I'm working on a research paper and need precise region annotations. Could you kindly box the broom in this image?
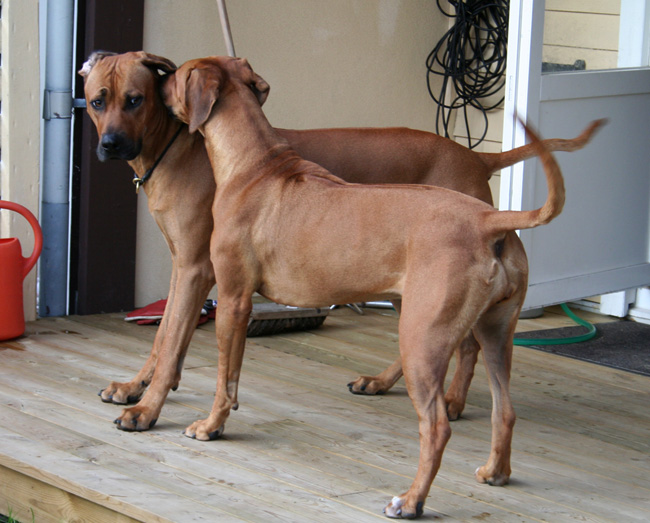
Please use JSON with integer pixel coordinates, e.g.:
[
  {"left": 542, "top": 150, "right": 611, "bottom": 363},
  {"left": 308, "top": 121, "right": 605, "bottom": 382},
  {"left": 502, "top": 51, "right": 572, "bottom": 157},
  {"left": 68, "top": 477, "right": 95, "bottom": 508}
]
[{"left": 247, "top": 302, "right": 329, "bottom": 337}]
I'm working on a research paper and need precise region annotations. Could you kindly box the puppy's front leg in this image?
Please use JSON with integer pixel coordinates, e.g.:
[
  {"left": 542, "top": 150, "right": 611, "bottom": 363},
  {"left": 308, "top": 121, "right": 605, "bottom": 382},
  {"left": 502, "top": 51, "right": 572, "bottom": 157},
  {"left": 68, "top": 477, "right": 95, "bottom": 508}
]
[{"left": 184, "top": 295, "right": 252, "bottom": 441}]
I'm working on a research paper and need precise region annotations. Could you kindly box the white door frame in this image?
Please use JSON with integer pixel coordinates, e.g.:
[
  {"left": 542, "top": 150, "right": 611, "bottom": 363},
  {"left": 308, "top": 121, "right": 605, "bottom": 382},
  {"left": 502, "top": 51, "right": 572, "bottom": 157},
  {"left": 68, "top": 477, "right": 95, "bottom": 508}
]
[{"left": 501, "top": 0, "right": 650, "bottom": 313}]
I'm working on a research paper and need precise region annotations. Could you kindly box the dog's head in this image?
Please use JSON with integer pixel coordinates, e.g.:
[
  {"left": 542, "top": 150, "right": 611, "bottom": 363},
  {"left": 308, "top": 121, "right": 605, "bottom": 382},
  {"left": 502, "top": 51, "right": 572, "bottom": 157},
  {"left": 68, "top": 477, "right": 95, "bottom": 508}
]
[
  {"left": 162, "top": 56, "right": 270, "bottom": 134},
  {"left": 79, "top": 50, "right": 177, "bottom": 162}
]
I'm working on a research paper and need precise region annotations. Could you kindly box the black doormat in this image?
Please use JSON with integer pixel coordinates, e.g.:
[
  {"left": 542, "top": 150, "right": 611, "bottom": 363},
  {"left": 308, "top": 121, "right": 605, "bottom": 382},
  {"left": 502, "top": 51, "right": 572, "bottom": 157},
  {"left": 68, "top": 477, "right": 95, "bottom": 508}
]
[{"left": 514, "top": 320, "right": 650, "bottom": 376}]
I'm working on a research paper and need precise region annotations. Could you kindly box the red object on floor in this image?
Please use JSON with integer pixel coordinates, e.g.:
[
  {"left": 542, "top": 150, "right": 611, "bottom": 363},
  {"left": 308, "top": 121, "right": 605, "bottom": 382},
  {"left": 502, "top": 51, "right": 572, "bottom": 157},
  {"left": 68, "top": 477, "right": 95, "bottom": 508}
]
[
  {"left": 125, "top": 299, "right": 215, "bottom": 326},
  {"left": 0, "top": 200, "right": 43, "bottom": 341}
]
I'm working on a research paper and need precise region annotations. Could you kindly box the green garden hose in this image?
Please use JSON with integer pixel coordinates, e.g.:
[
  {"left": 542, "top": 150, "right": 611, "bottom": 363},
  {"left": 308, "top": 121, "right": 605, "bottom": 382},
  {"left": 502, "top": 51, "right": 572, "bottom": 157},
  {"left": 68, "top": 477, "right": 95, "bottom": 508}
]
[{"left": 513, "top": 303, "right": 597, "bottom": 346}]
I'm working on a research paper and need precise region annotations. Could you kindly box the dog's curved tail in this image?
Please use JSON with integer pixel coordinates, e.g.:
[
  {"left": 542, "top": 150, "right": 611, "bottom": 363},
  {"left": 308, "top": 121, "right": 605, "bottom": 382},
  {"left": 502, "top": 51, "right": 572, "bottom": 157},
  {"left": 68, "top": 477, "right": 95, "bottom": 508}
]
[
  {"left": 478, "top": 119, "right": 606, "bottom": 177},
  {"left": 484, "top": 119, "right": 568, "bottom": 234}
]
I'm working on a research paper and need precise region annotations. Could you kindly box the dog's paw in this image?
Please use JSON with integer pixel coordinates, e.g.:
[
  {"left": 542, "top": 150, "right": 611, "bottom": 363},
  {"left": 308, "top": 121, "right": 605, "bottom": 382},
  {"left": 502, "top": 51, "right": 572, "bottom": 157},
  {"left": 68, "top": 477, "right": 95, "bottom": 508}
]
[
  {"left": 99, "top": 380, "right": 146, "bottom": 405},
  {"left": 183, "top": 420, "right": 225, "bottom": 441},
  {"left": 384, "top": 496, "right": 424, "bottom": 519},
  {"left": 114, "top": 406, "right": 158, "bottom": 432},
  {"left": 347, "top": 376, "right": 388, "bottom": 395},
  {"left": 444, "top": 397, "right": 465, "bottom": 421},
  {"left": 475, "top": 465, "right": 510, "bottom": 486}
]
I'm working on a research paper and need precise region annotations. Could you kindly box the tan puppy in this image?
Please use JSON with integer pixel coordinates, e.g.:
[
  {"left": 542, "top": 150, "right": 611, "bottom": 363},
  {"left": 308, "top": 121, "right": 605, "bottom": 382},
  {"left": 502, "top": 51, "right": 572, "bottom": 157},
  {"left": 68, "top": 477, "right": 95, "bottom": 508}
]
[
  {"left": 80, "top": 51, "right": 601, "bottom": 436},
  {"left": 162, "top": 55, "right": 572, "bottom": 519}
]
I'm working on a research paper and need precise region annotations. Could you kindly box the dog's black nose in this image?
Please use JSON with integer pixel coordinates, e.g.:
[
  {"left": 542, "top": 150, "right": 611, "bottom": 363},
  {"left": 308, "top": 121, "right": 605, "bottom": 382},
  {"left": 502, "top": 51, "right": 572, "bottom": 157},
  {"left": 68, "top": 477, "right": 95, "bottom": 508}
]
[
  {"left": 100, "top": 133, "right": 120, "bottom": 151},
  {"left": 97, "top": 132, "right": 140, "bottom": 161}
]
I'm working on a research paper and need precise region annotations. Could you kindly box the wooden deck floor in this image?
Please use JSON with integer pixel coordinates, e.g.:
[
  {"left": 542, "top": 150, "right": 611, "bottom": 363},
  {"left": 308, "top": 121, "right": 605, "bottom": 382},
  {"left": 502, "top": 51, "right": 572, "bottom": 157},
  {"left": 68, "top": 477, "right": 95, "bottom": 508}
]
[{"left": 1, "top": 305, "right": 649, "bottom": 522}]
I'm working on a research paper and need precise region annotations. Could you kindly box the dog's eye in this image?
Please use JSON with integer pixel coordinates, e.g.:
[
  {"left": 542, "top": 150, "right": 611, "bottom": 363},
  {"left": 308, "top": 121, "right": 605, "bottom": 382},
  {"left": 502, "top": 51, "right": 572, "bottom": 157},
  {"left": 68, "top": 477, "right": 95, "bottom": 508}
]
[
  {"left": 90, "top": 99, "right": 104, "bottom": 110},
  {"left": 127, "top": 95, "right": 143, "bottom": 109}
]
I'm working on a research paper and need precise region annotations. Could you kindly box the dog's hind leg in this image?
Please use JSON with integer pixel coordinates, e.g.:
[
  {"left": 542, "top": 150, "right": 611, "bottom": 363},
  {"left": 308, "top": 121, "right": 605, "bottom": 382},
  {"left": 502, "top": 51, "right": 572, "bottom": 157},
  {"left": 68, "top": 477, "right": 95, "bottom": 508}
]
[
  {"left": 472, "top": 300, "right": 521, "bottom": 486},
  {"left": 444, "top": 331, "right": 480, "bottom": 421},
  {"left": 384, "top": 296, "right": 474, "bottom": 518},
  {"left": 348, "top": 299, "right": 404, "bottom": 395},
  {"left": 348, "top": 298, "right": 480, "bottom": 422}
]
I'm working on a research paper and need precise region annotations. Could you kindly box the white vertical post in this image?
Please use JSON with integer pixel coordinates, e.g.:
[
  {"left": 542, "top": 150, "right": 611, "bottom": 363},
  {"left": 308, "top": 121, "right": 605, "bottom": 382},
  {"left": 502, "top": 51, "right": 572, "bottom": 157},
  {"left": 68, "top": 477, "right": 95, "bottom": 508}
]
[
  {"left": 500, "top": 0, "right": 546, "bottom": 213},
  {"left": 618, "top": 0, "right": 650, "bottom": 68}
]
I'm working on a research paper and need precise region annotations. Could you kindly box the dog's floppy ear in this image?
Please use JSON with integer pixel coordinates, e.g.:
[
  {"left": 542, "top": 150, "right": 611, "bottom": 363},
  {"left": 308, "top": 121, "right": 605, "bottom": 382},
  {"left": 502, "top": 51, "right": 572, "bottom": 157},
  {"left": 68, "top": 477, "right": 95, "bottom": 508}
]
[
  {"left": 139, "top": 51, "right": 177, "bottom": 76},
  {"left": 79, "top": 50, "right": 117, "bottom": 77},
  {"left": 186, "top": 67, "right": 221, "bottom": 134},
  {"left": 236, "top": 58, "right": 270, "bottom": 106}
]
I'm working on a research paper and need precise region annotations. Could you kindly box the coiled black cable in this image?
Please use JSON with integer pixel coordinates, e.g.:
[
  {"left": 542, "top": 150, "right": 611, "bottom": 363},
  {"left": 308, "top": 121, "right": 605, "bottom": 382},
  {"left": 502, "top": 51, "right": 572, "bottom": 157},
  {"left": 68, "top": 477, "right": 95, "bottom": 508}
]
[{"left": 426, "top": 0, "right": 509, "bottom": 149}]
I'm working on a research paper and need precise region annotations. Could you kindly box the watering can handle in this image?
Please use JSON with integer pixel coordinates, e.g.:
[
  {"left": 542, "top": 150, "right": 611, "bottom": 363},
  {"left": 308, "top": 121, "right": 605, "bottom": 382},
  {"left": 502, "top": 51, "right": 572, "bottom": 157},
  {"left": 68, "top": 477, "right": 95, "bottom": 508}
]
[{"left": 0, "top": 200, "right": 44, "bottom": 278}]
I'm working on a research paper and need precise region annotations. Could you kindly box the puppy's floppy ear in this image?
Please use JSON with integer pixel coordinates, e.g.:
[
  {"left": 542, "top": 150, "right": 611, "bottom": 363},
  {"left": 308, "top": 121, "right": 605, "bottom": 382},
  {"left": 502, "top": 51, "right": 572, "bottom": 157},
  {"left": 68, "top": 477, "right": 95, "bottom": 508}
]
[
  {"left": 138, "top": 51, "right": 177, "bottom": 76},
  {"left": 186, "top": 67, "right": 221, "bottom": 134},
  {"left": 79, "top": 50, "right": 116, "bottom": 77},
  {"left": 237, "top": 58, "right": 270, "bottom": 106}
]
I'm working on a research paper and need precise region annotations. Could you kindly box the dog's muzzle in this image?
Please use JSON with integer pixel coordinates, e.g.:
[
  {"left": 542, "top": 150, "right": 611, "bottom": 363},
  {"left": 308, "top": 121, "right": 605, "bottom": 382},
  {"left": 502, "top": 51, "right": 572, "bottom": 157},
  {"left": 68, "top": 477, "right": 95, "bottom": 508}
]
[{"left": 98, "top": 132, "right": 141, "bottom": 162}]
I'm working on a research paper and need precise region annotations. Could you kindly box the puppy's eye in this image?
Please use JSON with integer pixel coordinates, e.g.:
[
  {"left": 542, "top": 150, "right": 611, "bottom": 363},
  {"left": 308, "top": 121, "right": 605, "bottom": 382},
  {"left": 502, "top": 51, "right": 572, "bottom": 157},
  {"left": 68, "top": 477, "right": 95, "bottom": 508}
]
[
  {"left": 90, "top": 99, "right": 104, "bottom": 110},
  {"left": 127, "top": 95, "right": 143, "bottom": 109}
]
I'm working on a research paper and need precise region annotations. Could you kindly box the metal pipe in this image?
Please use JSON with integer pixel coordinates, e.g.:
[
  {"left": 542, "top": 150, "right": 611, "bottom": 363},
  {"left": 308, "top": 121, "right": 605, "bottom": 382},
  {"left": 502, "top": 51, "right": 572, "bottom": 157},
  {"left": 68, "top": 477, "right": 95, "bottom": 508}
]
[
  {"left": 217, "top": 0, "right": 236, "bottom": 57},
  {"left": 40, "top": 0, "right": 75, "bottom": 316}
]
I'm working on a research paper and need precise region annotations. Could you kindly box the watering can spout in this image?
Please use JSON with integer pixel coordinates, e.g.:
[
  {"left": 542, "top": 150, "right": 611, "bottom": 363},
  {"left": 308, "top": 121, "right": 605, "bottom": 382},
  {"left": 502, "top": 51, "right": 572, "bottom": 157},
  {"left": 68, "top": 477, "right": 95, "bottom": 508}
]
[{"left": 0, "top": 200, "right": 43, "bottom": 341}]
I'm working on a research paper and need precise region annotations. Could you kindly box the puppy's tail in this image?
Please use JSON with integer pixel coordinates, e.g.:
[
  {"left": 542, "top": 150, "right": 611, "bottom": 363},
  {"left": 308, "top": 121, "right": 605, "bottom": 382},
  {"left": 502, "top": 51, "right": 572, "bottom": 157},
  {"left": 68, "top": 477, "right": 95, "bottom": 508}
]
[
  {"left": 484, "top": 119, "right": 566, "bottom": 234},
  {"left": 478, "top": 118, "right": 606, "bottom": 177}
]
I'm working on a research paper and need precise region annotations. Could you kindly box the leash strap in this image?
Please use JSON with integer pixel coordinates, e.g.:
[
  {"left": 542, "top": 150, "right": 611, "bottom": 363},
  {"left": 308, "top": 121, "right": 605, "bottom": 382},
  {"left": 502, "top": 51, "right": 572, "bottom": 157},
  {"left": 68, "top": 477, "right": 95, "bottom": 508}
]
[{"left": 133, "top": 124, "right": 184, "bottom": 193}]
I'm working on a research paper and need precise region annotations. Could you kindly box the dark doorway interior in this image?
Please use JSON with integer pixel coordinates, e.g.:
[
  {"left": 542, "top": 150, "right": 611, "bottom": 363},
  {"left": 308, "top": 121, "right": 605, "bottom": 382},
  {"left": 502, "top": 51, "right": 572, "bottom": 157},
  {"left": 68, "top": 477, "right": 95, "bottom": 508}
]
[{"left": 71, "top": 0, "right": 144, "bottom": 314}]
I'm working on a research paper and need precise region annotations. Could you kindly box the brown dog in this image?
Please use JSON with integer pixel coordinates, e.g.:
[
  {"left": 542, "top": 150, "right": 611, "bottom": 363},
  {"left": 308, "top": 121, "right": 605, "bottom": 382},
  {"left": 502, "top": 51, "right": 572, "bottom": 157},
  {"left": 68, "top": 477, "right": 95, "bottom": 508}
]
[
  {"left": 162, "top": 55, "right": 573, "bottom": 518},
  {"left": 80, "top": 51, "right": 601, "bottom": 436}
]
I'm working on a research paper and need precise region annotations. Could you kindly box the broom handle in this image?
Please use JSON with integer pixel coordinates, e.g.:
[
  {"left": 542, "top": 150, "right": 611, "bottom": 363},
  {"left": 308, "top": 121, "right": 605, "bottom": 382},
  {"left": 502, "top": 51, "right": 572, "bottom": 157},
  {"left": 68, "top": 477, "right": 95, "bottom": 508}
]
[{"left": 217, "top": 0, "right": 236, "bottom": 57}]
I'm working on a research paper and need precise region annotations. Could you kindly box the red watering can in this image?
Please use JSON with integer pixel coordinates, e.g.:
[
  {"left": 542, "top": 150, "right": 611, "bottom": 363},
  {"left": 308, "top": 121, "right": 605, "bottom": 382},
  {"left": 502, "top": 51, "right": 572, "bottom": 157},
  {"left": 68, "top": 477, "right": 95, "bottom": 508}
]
[{"left": 0, "top": 200, "right": 43, "bottom": 341}]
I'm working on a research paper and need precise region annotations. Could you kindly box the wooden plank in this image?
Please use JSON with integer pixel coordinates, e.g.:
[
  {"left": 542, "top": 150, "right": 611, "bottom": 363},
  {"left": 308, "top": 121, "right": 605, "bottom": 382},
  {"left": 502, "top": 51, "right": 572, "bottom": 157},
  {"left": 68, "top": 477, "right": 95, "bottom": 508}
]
[
  {"left": 0, "top": 465, "right": 141, "bottom": 523},
  {"left": 544, "top": 11, "right": 620, "bottom": 51},
  {"left": 0, "top": 359, "right": 405, "bottom": 519},
  {"left": 546, "top": 0, "right": 620, "bottom": 16},
  {"left": 6, "top": 324, "right": 648, "bottom": 520},
  {"left": 0, "top": 366, "right": 556, "bottom": 520},
  {"left": 0, "top": 428, "right": 179, "bottom": 523},
  {"left": 2, "top": 309, "right": 650, "bottom": 521},
  {"left": 0, "top": 393, "right": 388, "bottom": 521},
  {"left": 453, "top": 107, "right": 505, "bottom": 143},
  {"left": 543, "top": 45, "right": 619, "bottom": 70}
]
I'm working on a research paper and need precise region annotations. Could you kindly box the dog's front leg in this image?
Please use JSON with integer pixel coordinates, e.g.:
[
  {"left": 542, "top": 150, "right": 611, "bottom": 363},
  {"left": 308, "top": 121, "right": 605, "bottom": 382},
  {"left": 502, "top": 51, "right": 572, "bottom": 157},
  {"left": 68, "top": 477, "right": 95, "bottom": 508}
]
[
  {"left": 99, "top": 261, "right": 185, "bottom": 406},
  {"left": 99, "top": 326, "right": 164, "bottom": 405},
  {"left": 183, "top": 295, "right": 251, "bottom": 441},
  {"left": 114, "top": 261, "right": 214, "bottom": 431}
]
